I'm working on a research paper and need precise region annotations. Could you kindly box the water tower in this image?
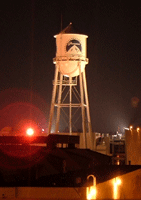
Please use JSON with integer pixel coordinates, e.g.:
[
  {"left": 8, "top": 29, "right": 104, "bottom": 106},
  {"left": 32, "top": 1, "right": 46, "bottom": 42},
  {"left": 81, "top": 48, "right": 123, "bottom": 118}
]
[{"left": 48, "top": 23, "right": 93, "bottom": 149}]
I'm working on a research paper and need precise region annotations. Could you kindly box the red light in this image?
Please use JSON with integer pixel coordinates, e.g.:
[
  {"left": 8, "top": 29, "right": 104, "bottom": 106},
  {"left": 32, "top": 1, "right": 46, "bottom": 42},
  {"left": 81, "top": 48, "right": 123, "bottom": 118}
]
[{"left": 26, "top": 128, "right": 34, "bottom": 136}]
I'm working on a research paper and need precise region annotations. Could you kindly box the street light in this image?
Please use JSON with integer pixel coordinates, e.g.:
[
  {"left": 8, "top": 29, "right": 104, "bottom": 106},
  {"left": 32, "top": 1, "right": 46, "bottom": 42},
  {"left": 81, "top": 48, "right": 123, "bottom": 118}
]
[{"left": 87, "top": 175, "right": 96, "bottom": 200}]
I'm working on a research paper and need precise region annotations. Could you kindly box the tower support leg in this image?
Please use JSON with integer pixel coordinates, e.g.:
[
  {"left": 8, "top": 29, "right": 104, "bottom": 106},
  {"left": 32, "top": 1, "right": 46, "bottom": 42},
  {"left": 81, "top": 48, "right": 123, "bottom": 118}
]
[
  {"left": 48, "top": 63, "right": 93, "bottom": 150},
  {"left": 79, "top": 63, "right": 87, "bottom": 148},
  {"left": 55, "top": 73, "right": 63, "bottom": 133},
  {"left": 48, "top": 65, "right": 59, "bottom": 134},
  {"left": 83, "top": 69, "right": 94, "bottom": 150}
]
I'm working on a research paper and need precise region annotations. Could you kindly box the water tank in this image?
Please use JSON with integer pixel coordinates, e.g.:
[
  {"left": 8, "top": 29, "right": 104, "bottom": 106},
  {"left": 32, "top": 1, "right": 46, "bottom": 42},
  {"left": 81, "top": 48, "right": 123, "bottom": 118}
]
[{"left": 53, "top": 23, "right": 88, "bottom": 77}]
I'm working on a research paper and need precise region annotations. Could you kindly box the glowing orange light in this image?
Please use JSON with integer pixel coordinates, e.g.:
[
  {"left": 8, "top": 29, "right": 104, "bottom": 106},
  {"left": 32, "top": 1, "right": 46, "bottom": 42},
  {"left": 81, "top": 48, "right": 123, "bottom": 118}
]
[
  {"left": 113, "top": 177, "right": 121, "bottom": 199},
  {"left": 87, "top": 187, "right": 96, "bottom": 200},
  {"left": 26, "top": 128, "right": 34, "bottom": 136},
  {"left": 137, "top": 127, "right": 140, "bottom": 132},
  {"left": 129, "top": 125, "right": 133, "bottom": 131},
  {"left": 116, "top": 178, "right": 121, "bottom": 185}
]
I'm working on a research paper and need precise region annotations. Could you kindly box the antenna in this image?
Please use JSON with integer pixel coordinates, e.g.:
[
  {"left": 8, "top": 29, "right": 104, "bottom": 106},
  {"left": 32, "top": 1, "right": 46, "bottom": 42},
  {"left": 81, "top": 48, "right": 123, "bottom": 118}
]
[{"left": 61, "top": 13, "right": 63, "bottom": 31}]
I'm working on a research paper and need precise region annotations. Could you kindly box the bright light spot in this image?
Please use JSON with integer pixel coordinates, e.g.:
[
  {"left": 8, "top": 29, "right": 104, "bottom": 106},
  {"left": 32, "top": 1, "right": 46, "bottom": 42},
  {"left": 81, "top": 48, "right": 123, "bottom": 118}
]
[
  {"left": 117, "top": 160, "right": 120, "bottom": 165},
  {"left": 137, "top": 127, "right": 140, "bottom": 132},
  {"left": 26, "top": 128, "right": 34, "bottom": 136},
  {"left": 87, "top": 187, "right": 96, "bottom": 200},
  {"left": 42, "top": 129, "right": 44, "bottom": 132},
  {"left": 116, "top": 178, "right": 121, "bottom": 185},
  {"left": 113, "top": 177, "right": 121, "bottom": 199},
  {"left": 129, "top": 125, "right": 133, "bottom": 131}
]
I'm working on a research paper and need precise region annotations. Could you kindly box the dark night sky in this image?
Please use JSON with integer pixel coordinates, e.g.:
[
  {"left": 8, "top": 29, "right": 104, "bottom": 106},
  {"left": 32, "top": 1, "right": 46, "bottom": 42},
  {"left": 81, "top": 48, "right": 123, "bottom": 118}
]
[{"left": 0, "top": 0, "right": 141, "bottom": 133}]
